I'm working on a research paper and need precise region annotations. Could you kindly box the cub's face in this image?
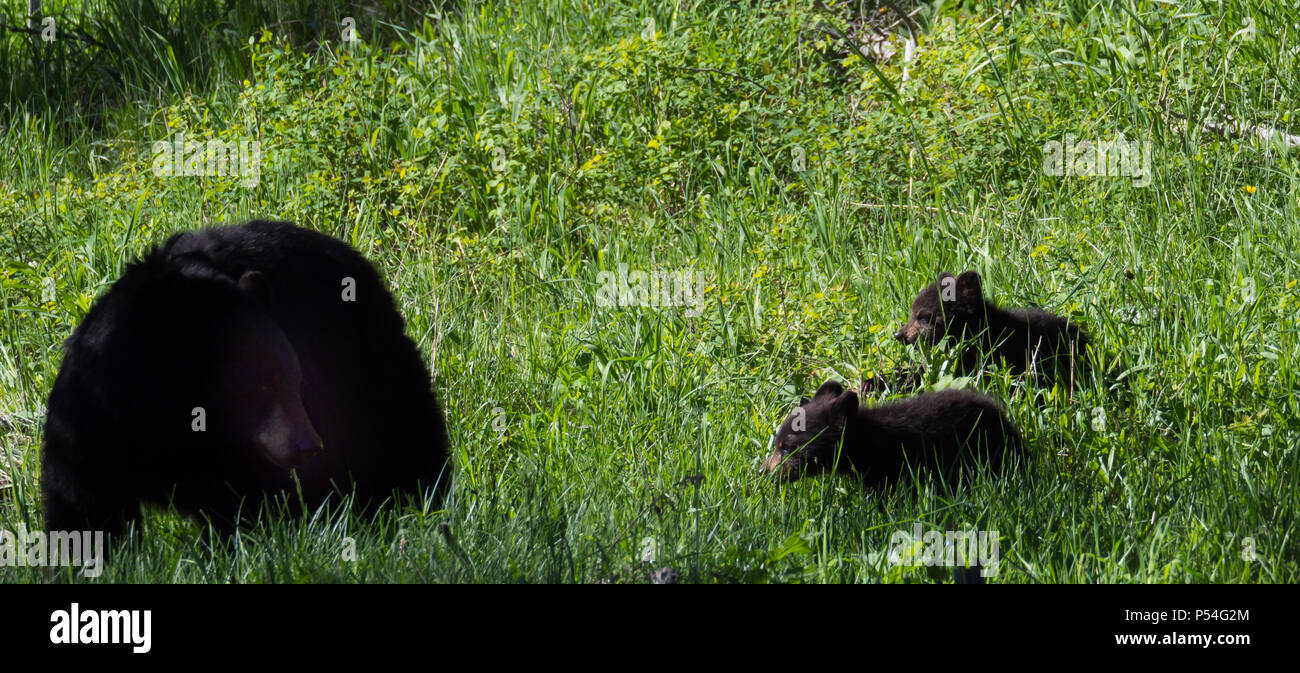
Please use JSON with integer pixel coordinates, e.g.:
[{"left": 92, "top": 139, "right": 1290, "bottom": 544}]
[
  {"left": 895, "top": 270, "right": 984, "bottom": 346},
  {"left": 763, "top": 381, "right": 858, "bottom": 480}
]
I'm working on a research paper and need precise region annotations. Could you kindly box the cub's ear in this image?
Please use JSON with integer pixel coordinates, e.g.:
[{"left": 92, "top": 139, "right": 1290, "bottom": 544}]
[
  {"left": 933, "top": 272, "right": 958, "bottom": 304},
  {"left": 956, "top": 270, "right": 982, "bottom": 302},
  {"left": 238, "top": 270, "right": 272, "bottom": 307},
  {"left": 830, "top": 390, "right": 859, "bottom": 417},
  {"left": 814, "top": 380, "right": 845, "bottom": 400}
]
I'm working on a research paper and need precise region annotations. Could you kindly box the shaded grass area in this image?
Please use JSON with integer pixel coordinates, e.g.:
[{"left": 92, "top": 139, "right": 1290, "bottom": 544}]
[{"left": 1, "top": 0, "right": 1297, "bottom": 582}]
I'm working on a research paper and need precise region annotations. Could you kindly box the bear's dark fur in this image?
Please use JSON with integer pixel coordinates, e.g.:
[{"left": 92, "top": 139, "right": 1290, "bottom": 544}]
[
  {"left": 41, "top": 220, "right": 451, "bottom": 537},
  {"left": 763, "top": 381, "right": 1021, "bottom": 486},
  {"left": 893, "top": 270, "right": 1089, "bottom": 388}
]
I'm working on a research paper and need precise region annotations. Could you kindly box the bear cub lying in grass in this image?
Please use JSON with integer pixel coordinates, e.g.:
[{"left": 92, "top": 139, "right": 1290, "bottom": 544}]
[
  {"left": 763, "top": 380, "right": 1022, "bottom": 487},
  {"left": 885, "top": 270, "right": 1089, "bottom": 389},
  {"left": 41, "top": 220, "right": 451, "bottom": 538}
]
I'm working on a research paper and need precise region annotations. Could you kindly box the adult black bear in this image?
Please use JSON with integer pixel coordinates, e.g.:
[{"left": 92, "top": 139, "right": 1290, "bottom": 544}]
[
  {"left": 889, "top": 270, "right": 1089, "bottom": 389},
  {"left": 41, "top": 221, "right": 451, "bottom": 538},
  {"left": 763, "top": 381, "right": 1021, "bottom": 487}
]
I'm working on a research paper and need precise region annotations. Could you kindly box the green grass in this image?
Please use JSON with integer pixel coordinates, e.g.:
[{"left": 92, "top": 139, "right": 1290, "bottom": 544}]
[{"left": 1, "top": 0, "right": 1297, "bottom": 582}]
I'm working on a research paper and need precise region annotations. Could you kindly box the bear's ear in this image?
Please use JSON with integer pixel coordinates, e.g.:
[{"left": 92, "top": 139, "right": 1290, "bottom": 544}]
[
  {"left": 814, "top": 380, "right": 844, "bottom": 400},
  {"left": 830, "top": 390, "right": 859, "bottom": 417},
  {"left": 238, "top": 270, "right": 272, "bottom": 308},
  {"left": 934, "top": 272, "right": 957, "bottom": 302},
  {"left": 956, "top": 270, "right": 982, "bottom": 303}
]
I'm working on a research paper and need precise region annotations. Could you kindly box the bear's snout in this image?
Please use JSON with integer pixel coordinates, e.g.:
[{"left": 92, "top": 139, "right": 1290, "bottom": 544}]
[
  {"left": 278, "top": 412, "right": 324, "bottom": 468},
  {"left": 259, "top": 400, "right": 324, "bottom": 469},
  {"left": 761, "top": 450, "right": 798, "bottom": 479},
  {"left": 290, "top": 424, "right": 325, "bottom": 461}
]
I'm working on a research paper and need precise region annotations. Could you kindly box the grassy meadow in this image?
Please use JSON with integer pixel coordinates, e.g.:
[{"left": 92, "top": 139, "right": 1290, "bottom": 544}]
[{"left": 1, "top": 0, "right": 1298, "bottom": 582}]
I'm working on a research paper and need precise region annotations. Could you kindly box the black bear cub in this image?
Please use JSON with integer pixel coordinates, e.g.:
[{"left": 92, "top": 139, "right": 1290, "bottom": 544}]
[
  {"left": 893, "top": 270, "right": 1089, "bottom": 388},
  {"left": 763, "top": 380, "right": 1021, "bottom": 487},
  {"left": 41, "top": 220, "right": 451, "bottom": 538}
]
